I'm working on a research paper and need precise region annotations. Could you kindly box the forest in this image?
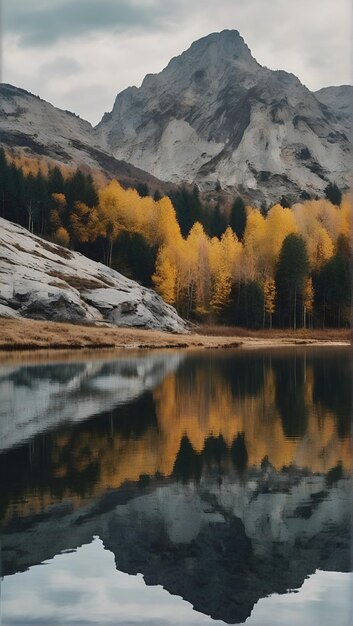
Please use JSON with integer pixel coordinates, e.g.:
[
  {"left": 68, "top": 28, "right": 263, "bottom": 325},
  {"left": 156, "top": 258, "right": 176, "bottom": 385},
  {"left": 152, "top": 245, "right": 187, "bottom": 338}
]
[{"left": 0, "top": 148, "right": 351, "bottom": 329}]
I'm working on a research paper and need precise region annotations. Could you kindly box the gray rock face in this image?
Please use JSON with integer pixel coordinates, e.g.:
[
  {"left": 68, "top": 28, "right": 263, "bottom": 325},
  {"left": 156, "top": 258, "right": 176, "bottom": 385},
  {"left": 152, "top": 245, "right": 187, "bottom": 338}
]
[
  {"left": 315, "top": 85, "right": 353, "bottom": 136},
  {"left": 0, "top": 217, "right": 187, "bottom": 331},
  {"left": 97, "top": 30, "right": 352, "bottom": 204},
  {"left": 0, "top": 84, "right": 171, "bottom": 192}
]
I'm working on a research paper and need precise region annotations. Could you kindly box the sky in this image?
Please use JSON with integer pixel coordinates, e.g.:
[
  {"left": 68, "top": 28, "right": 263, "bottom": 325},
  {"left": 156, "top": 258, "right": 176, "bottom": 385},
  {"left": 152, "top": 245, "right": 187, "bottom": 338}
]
[
  {"left": 2, "top": 537, "right": 353, "bottom": 625},
  {"left": 1, "top": 0, "right": 352, "bottom": 125}
]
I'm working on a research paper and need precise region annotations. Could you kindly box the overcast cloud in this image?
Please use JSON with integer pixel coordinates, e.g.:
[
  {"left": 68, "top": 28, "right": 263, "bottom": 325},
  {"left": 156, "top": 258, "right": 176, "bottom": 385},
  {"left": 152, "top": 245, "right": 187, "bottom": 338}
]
[{"left": 2, "top": 0, "right": 352, "bottom": 125}]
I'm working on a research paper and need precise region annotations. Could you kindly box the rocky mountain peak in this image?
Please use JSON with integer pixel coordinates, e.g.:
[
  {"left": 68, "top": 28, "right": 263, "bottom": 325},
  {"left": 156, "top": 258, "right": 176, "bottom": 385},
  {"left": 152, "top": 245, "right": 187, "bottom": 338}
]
[
  {"left": 135, "top": 29, "right": 260, "bottom": 98},
  {"left": 170, "top": 28, "right": 257, "bottom": 69},
  {"left": 97, "top": 30, "right": 352, "bottom": 204}
]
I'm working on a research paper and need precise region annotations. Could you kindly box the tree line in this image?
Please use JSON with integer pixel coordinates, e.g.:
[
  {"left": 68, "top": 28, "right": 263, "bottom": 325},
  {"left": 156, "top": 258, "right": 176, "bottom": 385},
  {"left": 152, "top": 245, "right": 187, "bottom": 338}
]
[{"left": 0, "top": 149, "right": 351, "bottom": 328}]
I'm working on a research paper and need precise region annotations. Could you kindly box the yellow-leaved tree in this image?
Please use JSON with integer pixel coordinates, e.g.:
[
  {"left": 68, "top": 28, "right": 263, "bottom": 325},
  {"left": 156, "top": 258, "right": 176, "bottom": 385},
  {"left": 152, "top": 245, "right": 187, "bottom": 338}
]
[
  {"left": 263, "top": 277, "right": 276, "bottom": 328},
  {"left": 183, "top": 223, "right": 211, "bottom": 318},
  {"left": 96, "top": 180, "right": 125, "bottom": 267},
  {"left": 263, "top": 204, "right": 297, "bottom": 276},
  {"left": 303, "top": 277, "right": 314, "bottom": 329},
  {"left": 70, "top": 201, "right": 99, "bottom": 244},
  {"left": 242, "top": 209, "right": 266, "bottom": 281},
  {"left": 152, "top": 245, "right": 177, "bottom": 305},
  {"left": 293, "top": 201, "right": 334, "bottom": 270},
  {"left": 210, "top": 228, "right": 242, "bottom": 315},
  {"left": 50, "top": 193, "right": 67, "bottom": 235},
  {"left": 53, "top": 226, "right": 70, "bottom": 247}
]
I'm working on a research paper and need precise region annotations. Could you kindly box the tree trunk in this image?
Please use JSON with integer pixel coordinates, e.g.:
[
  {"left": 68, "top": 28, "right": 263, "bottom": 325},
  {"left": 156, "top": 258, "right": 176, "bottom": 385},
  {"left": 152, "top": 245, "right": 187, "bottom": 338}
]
[{"left": 293, "top": 288, "right": 297, "bottom": 330}]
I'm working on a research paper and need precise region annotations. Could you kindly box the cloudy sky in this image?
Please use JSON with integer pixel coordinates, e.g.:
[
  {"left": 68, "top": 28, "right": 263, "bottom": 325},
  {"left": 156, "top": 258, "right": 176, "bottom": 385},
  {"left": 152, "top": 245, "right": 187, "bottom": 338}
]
[{"left": 2, "top": 0, "right": 352, "bottom": 125}]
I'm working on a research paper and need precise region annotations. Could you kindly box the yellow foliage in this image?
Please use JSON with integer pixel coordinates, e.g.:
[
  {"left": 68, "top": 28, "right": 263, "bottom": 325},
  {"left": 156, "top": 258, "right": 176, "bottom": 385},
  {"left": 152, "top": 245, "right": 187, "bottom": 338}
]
[
  {"left": 54, "top": 226, "right": 70, "bottom": 247},
  {"left": 70, "top": 201, "right": 99, "bottom": 244},
  {"left": 52, "top": 193, "right": 67, "bottom": 213},
  {"left": 304, "top": 277, "right": 314, "bottom": 314},
  {"left": 243, "top": 209, "right": 266, "bottom": 280},
  {"left": 294, "top": 201, "right": 334, "bottom": 269},
  {"left": 153, "top": 246, "right": 177, "bottom": 305},
  {"left": 263, "top": 204, "right": 297, "bottom": 275},
  {"left": 50, "top": 209, "right": 62, "bottom": 232},
  {"left": 264, "top": 277, "right": 276, "bottom": 316},
  {"left": 184, "top": 223, "right": 211, "bottom": 314},
  {"left": 210, "top": 229, "right": 241, "bottom": 313},
  {"left": 155, "top": 196, "right": 182, "bottom": 245}
]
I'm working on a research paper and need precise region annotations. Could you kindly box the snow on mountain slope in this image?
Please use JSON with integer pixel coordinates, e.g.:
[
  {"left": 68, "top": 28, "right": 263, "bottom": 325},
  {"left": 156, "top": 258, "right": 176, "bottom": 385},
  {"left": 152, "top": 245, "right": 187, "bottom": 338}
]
[
  {"left": 97, "top": 30, "right": 352, "bottom": 204},
  {"left": 0, "top": 217, "right": 187, "bottom": 331}
]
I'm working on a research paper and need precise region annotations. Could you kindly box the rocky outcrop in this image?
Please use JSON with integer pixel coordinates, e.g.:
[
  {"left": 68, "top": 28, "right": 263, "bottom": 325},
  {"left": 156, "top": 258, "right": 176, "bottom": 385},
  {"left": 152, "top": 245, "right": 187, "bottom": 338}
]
[
  {"left": 97, "top": 30, "right": 352, "bottom": 205},
  {"left": 0, "top": 217, "right": 187, "bottom": 331}
]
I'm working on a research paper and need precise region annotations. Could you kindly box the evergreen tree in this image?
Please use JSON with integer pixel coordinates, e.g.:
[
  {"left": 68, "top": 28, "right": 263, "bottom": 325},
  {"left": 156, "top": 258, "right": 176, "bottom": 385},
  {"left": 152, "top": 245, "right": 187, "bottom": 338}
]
[
  {"left": 235, "top": 281, "right": 264, "bottom": 329},
  {"left": 65, "top": 170, "right": 98, "bottom": 211},
  {"left": 168, "top": 186, "right": 202, "bottom": 236},
  {"left": 153, "top": 189, "right": 162, "bottom": 201},
  {"left": 275, "top": 234, "right": 309, "bottom": 328},
  {"left": 230, "top": 196, "right": 247, "bottom": 240},
  {"left": 209, "top": 203, "right": 227, "bottom": 238},
  {"left": 135, "top": 182, "right": 150, "bottom": 198},
  {"left": 48, "top": 166, "right": 65, "bottom": 195},
  {"left": 324, "top": 182, "right": 342, "bottom": 206},
  {"left": 280, "top": 195, "right": 291, "bottom": 208},
  {"left": 313, "top": 236, "right": 351, "bottom": 327},
  {"left": 114, "top": 232, "right": 157, "bottom": 286}
]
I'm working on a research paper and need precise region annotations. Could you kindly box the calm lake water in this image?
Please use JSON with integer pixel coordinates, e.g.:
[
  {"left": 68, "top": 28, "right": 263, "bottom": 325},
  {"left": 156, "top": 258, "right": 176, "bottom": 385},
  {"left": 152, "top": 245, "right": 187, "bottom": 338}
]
[{"left": 0, "top": 347, "right": 352, "bottom": 626}]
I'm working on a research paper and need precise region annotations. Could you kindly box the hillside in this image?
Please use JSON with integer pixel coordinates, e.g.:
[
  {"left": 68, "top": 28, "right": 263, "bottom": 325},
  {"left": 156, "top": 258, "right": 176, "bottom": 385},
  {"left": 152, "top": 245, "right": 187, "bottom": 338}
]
[
  {"left": 0, "top": 83, "right": 174, "bottom": 194},
  {"left": 0, "top": 217, "right": 186, "bottom": 331}
]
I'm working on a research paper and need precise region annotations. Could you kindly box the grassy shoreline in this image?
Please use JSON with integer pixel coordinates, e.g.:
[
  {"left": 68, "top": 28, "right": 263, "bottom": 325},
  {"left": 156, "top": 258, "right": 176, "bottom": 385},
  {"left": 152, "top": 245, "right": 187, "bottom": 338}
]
[{"left": 0, "top": 318, "right": 350, "bottom": 363}]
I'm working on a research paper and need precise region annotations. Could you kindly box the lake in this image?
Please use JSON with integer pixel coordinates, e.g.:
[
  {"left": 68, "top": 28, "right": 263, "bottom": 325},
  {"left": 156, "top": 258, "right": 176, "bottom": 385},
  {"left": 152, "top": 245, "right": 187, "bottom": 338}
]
[{"left": 0, "top": 347, "right": 352, "bottom": 626}]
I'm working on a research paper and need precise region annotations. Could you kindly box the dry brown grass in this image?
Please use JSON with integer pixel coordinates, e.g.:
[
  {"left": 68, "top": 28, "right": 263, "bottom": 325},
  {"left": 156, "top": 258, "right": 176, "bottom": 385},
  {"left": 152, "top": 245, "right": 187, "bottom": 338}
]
[
  {"left": 198, "top": 325, "right": 352, "bottom": 341},
  {"left": 0, "top": 318, "right": 350, "bottom": 364},
  {"left": 48, "top": 271, "right": 106, "bottom": 291},
  {"left": 37, "top": 240, "right": 73, "bottom": 260}
]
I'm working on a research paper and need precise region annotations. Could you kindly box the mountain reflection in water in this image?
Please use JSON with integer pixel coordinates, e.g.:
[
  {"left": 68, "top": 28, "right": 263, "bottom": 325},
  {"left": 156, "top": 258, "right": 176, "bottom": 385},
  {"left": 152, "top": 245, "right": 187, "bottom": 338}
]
[{"left": 0, "top": 348, "right": 351, "bottom": 625}]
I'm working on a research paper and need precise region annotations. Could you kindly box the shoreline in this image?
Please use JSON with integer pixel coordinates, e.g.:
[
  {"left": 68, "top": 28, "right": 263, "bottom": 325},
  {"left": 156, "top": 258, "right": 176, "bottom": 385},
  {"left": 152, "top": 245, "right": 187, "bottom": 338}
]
[{"left": 0, "top": 318, "right": 350, "bottom": 363}]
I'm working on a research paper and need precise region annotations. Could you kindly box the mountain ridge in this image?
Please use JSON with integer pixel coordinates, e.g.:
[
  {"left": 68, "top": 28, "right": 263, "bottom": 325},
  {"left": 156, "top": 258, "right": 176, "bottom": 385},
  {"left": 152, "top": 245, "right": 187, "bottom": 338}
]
[
  {"left": 0, "top": 30, "right": 352, "bottom": 205},
  {"left": 0, "top": 83, "right": 176, "bottom": 195},
  {"left": 97, "top": 29, "right": 352, "bottom": 204}
]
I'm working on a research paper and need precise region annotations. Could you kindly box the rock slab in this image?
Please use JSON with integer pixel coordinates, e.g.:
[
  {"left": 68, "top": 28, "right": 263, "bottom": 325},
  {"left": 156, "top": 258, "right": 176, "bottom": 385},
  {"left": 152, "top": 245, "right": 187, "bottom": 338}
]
[{"left": 0, "top": 217, "right": 187, "bottom": 332}]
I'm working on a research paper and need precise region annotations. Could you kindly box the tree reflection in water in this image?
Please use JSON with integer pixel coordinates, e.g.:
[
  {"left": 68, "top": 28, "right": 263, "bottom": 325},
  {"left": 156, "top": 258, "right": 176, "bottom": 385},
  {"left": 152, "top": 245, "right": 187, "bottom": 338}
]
[{"left": 0, "top": 347, "right": 351, "bottom": 624}]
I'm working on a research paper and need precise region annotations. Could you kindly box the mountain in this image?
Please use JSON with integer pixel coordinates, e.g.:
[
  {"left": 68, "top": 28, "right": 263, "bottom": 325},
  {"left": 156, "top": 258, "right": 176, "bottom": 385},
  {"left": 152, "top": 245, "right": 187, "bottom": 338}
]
[
  {"left": 97, "top": 30, "right": 352, "bottom": 204},
  {"left": 315, "top": 85, "right": 353, "bottom": 135},
  {"left": 0, "top": 217, "right": 186, "bottom": 331},
  {"left": 1, "top": 32, "right": 352, "bottom": 206},
  {"left": 0, "top": 83, "right": 173, "bottom": 193}
]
